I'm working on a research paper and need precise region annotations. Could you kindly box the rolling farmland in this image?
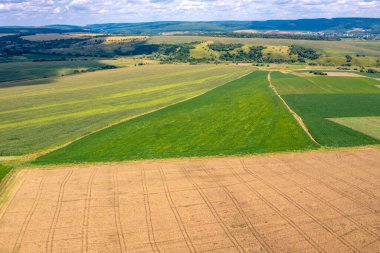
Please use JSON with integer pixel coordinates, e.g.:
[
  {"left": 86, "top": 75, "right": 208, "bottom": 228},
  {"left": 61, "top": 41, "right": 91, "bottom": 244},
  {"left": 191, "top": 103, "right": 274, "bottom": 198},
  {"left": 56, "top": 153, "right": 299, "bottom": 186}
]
[
  {"left": 0, "top": 21, "right": 380, "bottom": 253},
  {"left": 34, "top": 71, "right": 316, "bottom": 164},
  {"left": 1, "top": 148, "right": 379, "bottom": 252},
  {"left": 0, "top": 64, "right": 251, "bottom": 155},
  {"left": 271, "top": 72, "right": 380, "bottom": 146}
]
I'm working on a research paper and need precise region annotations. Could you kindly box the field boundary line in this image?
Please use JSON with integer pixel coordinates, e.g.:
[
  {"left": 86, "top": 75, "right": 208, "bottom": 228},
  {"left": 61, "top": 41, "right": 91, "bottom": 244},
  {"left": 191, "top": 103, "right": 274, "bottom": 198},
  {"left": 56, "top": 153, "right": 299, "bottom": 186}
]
[
  {"left": 141, "top": 167, "right": 161, "bottom": 253},
  {"left": 28, "top": 69, "right": 254, "bottom": 163},
  {"left": 201, "top": 165, "right": 274, "bottom": 253},
  {"left": 267, "top": 72, "right": 319, "bottom": 145},
  {"left": 240, "top": 159, "right": 361, "bottom": 253},
  {"left": 182, "top": 167, "right": 246, "bottom": 253},
  {"left": 81, "top": 168, "right": 98, "bottom": 253},
  {"left": 159, "top": 167, "right": 197, "bottom": 253},
  {"left": 0, "top": 170, "right": 27, "bottom": 222},
  {"left": 225, "top": 160, "right": 327, "bottom": 253},
  {"left": 12, "top": 175, "right": 47, "bottom": 253},
  {"left": 45, "top": 170, "right": 73, "bottom": 253}
]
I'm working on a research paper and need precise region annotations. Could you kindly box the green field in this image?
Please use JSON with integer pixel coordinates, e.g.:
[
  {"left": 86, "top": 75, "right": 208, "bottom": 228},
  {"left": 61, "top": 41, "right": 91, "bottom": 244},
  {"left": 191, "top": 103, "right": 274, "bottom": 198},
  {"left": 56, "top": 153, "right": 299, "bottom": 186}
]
[
  {"left": 271, "top": 72, "right": 380, "bottom": 146},
  {"left": 0, "top": 64, "right": 250, "bottom": 155},
  {"left": 328, "top": 116, "right": 380, "bottom": 140},
  {"left": 34, "top": 71, "right": 316, "bottom": 164}
]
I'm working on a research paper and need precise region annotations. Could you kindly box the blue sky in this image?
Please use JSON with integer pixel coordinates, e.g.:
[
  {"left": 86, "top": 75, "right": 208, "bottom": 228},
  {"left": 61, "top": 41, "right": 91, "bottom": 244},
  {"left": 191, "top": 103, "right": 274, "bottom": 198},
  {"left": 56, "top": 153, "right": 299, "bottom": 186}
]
[{"left": 0, "top": 0, "right": 379, "bottom": 26}]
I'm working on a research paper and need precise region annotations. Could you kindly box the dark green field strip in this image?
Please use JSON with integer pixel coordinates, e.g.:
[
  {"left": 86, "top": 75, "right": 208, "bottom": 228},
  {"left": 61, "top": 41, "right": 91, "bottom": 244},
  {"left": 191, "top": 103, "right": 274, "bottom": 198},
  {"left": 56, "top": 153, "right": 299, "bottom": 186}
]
[
  {"left": 272, "top": 72, "right": 380, "bottom": 147},
  {"left": 270, "top": 72, "right": 380, "bottom": 95},
  {"left": 34, "top": 71, "right": 316, "bottom": 164},
  {"left": 283, "top": 94, "right": 380, "bottom": 146}
]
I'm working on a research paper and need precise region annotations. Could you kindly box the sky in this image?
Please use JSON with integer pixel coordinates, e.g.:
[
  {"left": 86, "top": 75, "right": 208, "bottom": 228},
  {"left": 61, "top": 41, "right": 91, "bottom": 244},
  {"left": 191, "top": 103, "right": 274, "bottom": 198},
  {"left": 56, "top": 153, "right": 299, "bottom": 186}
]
[{"left": 0, "top": 0, "right": 379, "bottom": 26}]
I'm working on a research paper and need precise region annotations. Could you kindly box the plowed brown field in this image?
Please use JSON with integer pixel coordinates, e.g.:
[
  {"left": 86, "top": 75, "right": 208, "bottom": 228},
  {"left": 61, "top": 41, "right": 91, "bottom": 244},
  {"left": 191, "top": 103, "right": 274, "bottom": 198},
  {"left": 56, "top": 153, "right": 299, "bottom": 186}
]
[{"left": 1, "top": 148, "right": 379, "bottom": 253}]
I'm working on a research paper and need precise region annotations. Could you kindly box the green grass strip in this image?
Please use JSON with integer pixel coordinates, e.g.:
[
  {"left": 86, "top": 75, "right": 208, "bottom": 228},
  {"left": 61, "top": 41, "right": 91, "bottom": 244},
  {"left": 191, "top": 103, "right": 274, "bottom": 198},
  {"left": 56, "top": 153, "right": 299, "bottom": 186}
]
[{"left": 0, "top": 164, "right": 13, "bottom": 184}]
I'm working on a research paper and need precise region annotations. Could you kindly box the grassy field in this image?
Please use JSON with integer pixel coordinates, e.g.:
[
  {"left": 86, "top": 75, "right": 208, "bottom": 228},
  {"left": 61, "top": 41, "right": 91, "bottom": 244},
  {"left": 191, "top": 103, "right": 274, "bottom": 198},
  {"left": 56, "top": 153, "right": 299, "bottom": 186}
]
[
  {"left": 0, "top": 64, "right": 250, "bottom": 156},
  {"left": 34, "top": 71, "right": 316, "bottom": 164},
  {"left": 328, "top": 116, "right": 380, "bottom": 140},
  {"left": 271, "top": 72, "right": 380, "bottom": 146}
]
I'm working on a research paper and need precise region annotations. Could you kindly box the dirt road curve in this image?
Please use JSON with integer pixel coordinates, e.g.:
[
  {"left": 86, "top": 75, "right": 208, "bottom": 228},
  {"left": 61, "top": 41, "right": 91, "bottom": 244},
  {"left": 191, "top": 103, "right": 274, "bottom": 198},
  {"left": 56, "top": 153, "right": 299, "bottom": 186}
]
[{"left": 0, "top": 148, "right": 379, "bottom": 253}]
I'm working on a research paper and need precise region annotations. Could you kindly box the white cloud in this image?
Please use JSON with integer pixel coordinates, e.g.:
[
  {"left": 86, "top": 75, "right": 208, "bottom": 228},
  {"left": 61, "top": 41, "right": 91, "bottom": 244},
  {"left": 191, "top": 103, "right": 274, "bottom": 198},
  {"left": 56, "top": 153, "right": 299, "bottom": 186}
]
[{"left": 0, "top": 0, "right": 378, "bottom": 25}]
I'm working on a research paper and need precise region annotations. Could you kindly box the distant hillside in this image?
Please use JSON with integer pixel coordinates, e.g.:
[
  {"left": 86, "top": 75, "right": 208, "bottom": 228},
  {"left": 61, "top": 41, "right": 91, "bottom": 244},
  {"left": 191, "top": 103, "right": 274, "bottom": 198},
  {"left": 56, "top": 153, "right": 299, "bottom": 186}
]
[
  {"left": 0, "top": 26, "right": 86, "bottom": 34},
  {"left": 1, "top": 18, "right": 379, "bottom": 35},
  {"left": 86, "top": 18, "right": 380, "bottom": 34}
]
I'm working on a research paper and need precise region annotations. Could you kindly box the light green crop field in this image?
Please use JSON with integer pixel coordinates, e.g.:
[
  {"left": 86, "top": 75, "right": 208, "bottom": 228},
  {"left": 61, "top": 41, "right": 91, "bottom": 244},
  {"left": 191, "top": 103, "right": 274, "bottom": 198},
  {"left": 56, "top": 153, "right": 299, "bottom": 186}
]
[
  {"left": 271, "top": 72, "right": 380, "bottom": 147},
  {"left": 148, "top": 36, "right": 380, "bottom": 57},
  {"left": 34, "top": 71, "right": 316, "bottom": 164},
  {"left": 0, "top": 64, "right": 251, "bottom": 155},
  {"left": 328, "top": 116, "right": 380, "bottom": 140}
]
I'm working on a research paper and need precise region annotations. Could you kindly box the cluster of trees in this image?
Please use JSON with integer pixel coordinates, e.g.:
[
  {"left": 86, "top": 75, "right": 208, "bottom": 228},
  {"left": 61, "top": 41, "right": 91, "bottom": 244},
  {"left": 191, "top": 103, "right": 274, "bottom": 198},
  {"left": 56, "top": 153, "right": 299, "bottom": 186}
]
[
  {"left": 215, "top": 45, "right": 265, "bottom": 62},
  {"left": 341, "top": 54, "right": 353, "bottom": 67},
  {"left": 309, "top": 70, "right": 327, "bottom": 75},
  {"left": 289, "top": 45, "right": 320, "bottom": 61},
  {"left": 208, "top": 43, "right": 243, "bottom": 52},
  {"left": 141, "top": 43, "right": 197, "bottom": 63},
  {"left": 0, "top": 35, "right": 88, "bottom": 57}
]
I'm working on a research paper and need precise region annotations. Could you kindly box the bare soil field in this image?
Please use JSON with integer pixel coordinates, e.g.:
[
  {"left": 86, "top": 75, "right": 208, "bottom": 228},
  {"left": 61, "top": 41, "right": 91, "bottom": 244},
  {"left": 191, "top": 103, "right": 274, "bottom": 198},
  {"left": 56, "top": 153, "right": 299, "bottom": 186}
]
[
  {"left": 0, "top": 148, "right": 379, "bottom": 253},
  {"left": 325, "top": 72, "right": 362, "bottom": 77}
]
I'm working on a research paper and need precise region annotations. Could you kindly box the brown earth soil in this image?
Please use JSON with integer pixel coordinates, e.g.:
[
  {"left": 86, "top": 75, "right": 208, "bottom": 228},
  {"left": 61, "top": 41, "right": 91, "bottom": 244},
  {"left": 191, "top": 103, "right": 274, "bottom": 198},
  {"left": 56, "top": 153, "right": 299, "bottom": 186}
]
[
  {"left": 0, "top": 148, "right": 379, "bottom": 253},
  {"left": 325, "top": 72, "right": 362, "bottom": 77}
]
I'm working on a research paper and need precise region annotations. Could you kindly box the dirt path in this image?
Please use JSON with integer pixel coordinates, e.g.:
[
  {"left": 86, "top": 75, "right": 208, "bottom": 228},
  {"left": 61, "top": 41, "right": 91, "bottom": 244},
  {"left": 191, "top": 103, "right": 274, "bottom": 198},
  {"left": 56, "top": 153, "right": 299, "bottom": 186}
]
[
  {"left": 1, "top": 148, "right": 379, "bottom": 252},
  {"left": 267, "top": 72, "right": 320, "bottom": 145}
]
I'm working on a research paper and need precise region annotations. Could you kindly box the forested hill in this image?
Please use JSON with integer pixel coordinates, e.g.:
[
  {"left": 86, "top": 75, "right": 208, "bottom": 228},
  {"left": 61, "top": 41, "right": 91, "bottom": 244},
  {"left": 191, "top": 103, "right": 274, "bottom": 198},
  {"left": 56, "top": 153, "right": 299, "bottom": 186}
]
[{"left": 1, "top": 18, "right": 379, "bottom": 35}]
